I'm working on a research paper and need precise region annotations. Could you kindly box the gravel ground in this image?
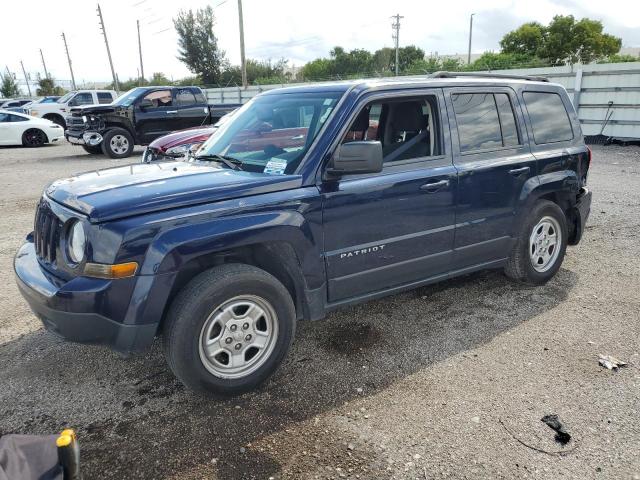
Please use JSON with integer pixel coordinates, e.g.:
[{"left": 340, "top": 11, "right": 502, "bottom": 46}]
[{"left": 0, "top": 143, "right": 638, "bottom": 480}]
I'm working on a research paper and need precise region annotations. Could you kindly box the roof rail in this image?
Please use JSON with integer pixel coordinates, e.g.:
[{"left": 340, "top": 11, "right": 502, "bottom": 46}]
[{"left": 430, "top": 71, "right": 550, "bottom": 83}]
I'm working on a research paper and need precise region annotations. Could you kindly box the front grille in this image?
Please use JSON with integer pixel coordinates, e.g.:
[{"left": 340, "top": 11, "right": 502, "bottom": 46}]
[{"left": 34, "top": 200, "right": 61, "bottom": 264}]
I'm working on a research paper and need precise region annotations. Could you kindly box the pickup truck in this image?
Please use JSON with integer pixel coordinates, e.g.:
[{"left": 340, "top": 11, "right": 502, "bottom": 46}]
[
  {"left": 15, "top": 73, "right": 592, "bottom": 395},
  {"left": 65, "top": 86, "right": 239, "bottom": 158},
  {"left": 27, "top": 90, "right": 117, "bottom": 128}
]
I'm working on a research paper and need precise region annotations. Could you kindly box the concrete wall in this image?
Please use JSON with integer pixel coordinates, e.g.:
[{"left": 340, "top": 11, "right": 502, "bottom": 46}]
[{"left": 204, "top": 62, "right": 640, "bottom": 140}]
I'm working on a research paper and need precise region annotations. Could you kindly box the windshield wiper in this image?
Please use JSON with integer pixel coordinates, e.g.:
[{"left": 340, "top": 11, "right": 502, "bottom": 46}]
[{"left": 194, "top": 154, "right": 243, "bottom": 171}]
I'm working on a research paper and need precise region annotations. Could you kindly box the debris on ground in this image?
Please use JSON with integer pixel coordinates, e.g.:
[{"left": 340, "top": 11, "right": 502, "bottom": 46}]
[
  {"left": 541, "top": 414, "right": 571, "bottom": 445},
  {"left": 598, "top": 354, "right": 628, "bottom": 370}
]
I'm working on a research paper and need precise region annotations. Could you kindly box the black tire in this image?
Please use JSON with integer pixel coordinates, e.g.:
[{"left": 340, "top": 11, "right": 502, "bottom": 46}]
[
  {"left": 505, "top": 200, "right": 568, "bottom": 285},
  {"left": 101, "top": 128, "right": 134, "bottom": 159},
  {"left": 44, "top": 114, "right": 65, "bottom": 129},
  {"left": 163, "top": 263, "right": 296, "bottom": 395},
  {"left": 22, "top": 128, "right": 47, "bottom": 148},
  {"left": 81, "top": 144, "right": 103, "bottom": 155}
]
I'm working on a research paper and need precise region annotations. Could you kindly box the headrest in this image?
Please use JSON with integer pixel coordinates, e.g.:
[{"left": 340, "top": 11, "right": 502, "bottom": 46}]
[
  {"left": 392, "top": 102, "right": 427, "bottom": 131},
  {"left": 350, "top": 107, "right": 370, "bottom": 132}
]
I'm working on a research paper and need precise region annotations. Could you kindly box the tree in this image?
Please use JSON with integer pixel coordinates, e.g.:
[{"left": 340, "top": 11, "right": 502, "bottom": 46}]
[
  {"left": 174, "top": 6, "right": 227, "bottom": 85},
  {"left": 501, "top": 15, "right": 622, "bottom": 66},
  {"left": 397, "top": 45, "right": 425, "bottom": 73},
  {"left": 0, "top": 73, "right": 20, "bottom": 98},
  {"left": 36, "top": 77, "right": 65, "bottom": 96},
  {"left": 500, "top": 22, "right": 545, "bottom": 57}
]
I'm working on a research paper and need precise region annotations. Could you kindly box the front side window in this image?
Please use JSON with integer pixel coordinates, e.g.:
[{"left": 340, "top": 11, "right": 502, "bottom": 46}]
[
  {"left": 342, "top": 96, "right": 440, "bottom": 163},
  {"left": 524, "top": 92, "right": 574, "bottom": 144},
  {"left": 197, "top": 91, "right": 342, "bottom": 174},
  {"left": 141, "top": 90, "right": 172, "bottom": 108},
  {"left": 70, "top": 93, "right": 94, "bottom": 106}
]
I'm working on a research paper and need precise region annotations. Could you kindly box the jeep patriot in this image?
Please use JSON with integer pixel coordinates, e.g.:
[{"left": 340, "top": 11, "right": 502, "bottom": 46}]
[{"left": 15, "top": 72, "right": 592, "bottom": 395}]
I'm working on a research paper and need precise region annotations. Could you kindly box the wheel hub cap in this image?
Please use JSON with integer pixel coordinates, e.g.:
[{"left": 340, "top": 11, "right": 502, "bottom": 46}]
[
  {"left": 529, "top": 216, "right": 561, "bottom": 273},
  {"left": 198, "top": 295, "right": 278, "bottom": 379}
]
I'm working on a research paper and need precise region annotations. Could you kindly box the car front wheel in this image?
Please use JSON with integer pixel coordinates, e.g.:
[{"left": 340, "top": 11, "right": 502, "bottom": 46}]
[
  {"left": 101, "top": 128, "right": 134, "bottom": 158},
  {"left": 163, "top": 264, "right": 296, "bottom": 395},
  {"left": 505, "top": 199, "right": 568, "bottom": 284}
]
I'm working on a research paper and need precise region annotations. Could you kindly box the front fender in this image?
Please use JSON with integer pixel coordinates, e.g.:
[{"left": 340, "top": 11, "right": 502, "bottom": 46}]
[{"left": 140, "top": 209, "right": 324, "bottom": 289}]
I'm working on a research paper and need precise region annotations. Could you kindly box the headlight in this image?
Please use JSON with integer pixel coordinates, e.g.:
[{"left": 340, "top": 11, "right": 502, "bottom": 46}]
[
  {"left": 67, "top": 220, "right": 86, "bottom": 264},
  {"left": 166, "top": 144, "right": 191, "bottom": 155}
]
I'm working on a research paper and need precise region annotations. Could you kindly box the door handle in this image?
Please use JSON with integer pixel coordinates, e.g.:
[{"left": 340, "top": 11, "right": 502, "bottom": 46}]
[
  {"left": 509, "top": 166, "right": 530, "bottom": 176},
  {"left": 420, "top": 179, "right": 450, "bottom": 193},
  {"left": 166, "top": 110, "right": 178, "bottom": 114}
]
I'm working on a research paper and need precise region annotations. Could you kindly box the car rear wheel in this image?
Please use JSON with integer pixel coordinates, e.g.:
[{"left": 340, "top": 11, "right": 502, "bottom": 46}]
[
  {"left": 81, "top": 144, "right": 103, "bottom": 155},
  {"left": 101, "top": 128, "right": 134, "bottom": 158},
  {"left": 505, "top": 200, "right": 568, "bottom": 285},
  {"left": 22, "top": 129, "right": 47, "bottom": 148},
  {"left": 163, "top": 264, "right": 296, "bottom": 395}
]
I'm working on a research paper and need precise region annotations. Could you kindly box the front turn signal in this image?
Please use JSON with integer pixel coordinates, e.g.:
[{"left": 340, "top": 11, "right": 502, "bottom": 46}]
[{"left": 84, "top": 262, "right": 138, "bottom": 279}]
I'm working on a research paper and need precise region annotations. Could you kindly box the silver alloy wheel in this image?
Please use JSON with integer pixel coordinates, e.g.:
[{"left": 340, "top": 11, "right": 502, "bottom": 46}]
[
  {"left": 529, "top": 215, "right": 562, "bottom": 272},
  {"left": 198, "top": 295, "right": 278, "bottom": 379},
  {"left": 109, "top": 135, "right": 129, "bottom": 155}
]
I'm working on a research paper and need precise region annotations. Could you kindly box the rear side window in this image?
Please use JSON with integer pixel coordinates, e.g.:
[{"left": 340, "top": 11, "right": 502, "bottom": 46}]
[
  {"left": 452, "top": 93, "right": 502, "bottom": 152},
  {"left": 176, "top": 89, "right": 197, "bottom": 106},
  {"left": 194, "top": 91, "right": 207, "bottom": 104},
  {"left": 495, "top": 93, "right": 520, "bottom": 147},
  {"left": 524, "top": 92, "right": 573, "bottom": 144},
  {"left": 97, "top": 92, "right": 113, "bottom": 104}
]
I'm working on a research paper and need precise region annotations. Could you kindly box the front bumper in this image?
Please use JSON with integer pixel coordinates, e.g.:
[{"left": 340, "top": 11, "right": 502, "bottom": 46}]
[
  {"left": 65, "top": 130, "right": 103, "bottom": 146},
  {"left": 14, "top": 241, "right": 158, "bottom": 355}
]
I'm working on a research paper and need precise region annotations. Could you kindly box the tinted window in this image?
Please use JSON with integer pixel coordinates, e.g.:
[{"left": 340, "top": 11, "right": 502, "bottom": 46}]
[
  {"left": 71, "top": 93, "right": 94, "bottom": 106},
  {"left": 176, "top": 89, "right": 196, "bottom": 106},
  {"left": 0, "top": 113, "right": 9, "bottom": 122},
  {"left": 524, "top": 92, "right": 573, "bottom": 144},
  {"left": 453, "top": 93, "right": 502, "bottom": 151},
  {"left": 8, "top": 114, "right": 28, "bottom": 122},
  {"left": 194, "top": 91, "right": 207, "bottom": 104},
  {"left": 495, "top": 93, "right": 520, "bottom": 147},
  {"left": 97, "top": 92, "right": 113, "bottom": 104}
]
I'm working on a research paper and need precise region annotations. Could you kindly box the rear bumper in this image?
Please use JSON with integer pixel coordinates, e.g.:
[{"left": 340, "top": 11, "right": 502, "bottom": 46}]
[
  {"left": 14, "top": 241, "right": 158, "bottom": 355},
  {"left": 569, "top": 187, "right": 592, "bottom": 245}
]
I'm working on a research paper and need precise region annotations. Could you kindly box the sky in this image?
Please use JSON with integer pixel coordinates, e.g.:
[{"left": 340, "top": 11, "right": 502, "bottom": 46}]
[{"left": 2, "top": 0, "right": 639, "bottom": 88}]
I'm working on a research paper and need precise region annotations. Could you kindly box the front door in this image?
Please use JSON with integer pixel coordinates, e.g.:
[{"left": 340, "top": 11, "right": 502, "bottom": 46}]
[
  {"left": 135, "top": 89, "right": 182, "bottom": 144},
  {"left": 321, "top": 90, "right": 457, "bottom": 303},
  {"left": 444, "top": 88, "right": 537, "bottom": 270}
]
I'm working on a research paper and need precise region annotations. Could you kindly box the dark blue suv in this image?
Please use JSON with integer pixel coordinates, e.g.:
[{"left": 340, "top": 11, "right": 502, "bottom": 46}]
[{"left": 15, "top": 73, "right": 592, "bottom": 395}]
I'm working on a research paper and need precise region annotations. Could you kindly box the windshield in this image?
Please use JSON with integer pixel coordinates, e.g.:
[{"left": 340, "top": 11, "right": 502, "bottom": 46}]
[
  {"left": 196, "top": 91, "right": 342, "bottom": 175},
  {"left": 112, "top": 87, "right": 147, "bottom": 107},
  {"left": 57, "top": 92, "right": 75, "bottom": 103}
]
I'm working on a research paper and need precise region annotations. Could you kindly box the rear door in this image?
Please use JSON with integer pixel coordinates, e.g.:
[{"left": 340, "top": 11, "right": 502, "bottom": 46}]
[
  {"left": 321, "top": 89, "right": 457, "bottom": 303},
  {"left": 176, "top": 88, "right": 209, "bottom": 129},
  {"left": 135, "top": 89, "right": 182, "bottom": 143},
  {"left": 444, "top": 87, "right": 536, "bottom": 270}
]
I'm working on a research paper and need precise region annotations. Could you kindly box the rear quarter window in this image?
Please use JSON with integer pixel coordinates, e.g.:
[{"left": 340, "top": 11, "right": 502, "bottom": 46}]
[{"left": 523, "top": 92, "right": 574, "bottom": 144}]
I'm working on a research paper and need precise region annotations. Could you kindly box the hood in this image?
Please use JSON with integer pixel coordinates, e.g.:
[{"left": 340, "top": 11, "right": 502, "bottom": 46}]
[
  {"left": 45, "top": 162, "right": 303, "bottom": 222},
  {"left": 149, "top": 126, "right": 216, "bottom": 152},
  {"left": 70, "top": 104, "right": 116, "bottom": 116}
]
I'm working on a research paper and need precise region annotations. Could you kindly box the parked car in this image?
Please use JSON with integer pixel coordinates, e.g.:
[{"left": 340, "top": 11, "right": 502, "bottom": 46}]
[
  {"left": 27, "top": 90, "right": 117, "bottom": 129},
  {"left": 141, "top": 110, "right": 238, "bottom": 163},
  {"left": 15, "top": 73, "right": 592, "bottom": 395},
  {"left": 0, "top": 98, "right": 32, "bottom": 109},
  {"left": 65, "top": 86, "right": 239, "bottom": 158},
  {"left": 0, "top": 109, "right": 64, "bottom": 147}
]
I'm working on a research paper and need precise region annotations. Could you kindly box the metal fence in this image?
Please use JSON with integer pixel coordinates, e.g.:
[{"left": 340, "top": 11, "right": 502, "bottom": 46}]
[{"left": 204, "top": 61, "right": 640, "bottom": 141}]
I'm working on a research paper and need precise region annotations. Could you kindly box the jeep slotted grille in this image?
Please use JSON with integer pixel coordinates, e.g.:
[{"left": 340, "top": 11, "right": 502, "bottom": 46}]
[{"left": 34, "top": 200, "right": 61, "bottom": 264}]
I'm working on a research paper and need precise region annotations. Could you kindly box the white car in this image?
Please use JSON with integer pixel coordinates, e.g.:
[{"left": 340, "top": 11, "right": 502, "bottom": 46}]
[
  {"left": 27, "top": 90, "right": 117, "bottom": 129},
  {"left": 0, "top": 110, "right": 64, "bottom": 147}
]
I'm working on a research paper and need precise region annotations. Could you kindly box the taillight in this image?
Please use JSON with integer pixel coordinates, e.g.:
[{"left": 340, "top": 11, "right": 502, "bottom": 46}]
[{"left": 587, "top": 145, "right": 592, "bottom": 167}]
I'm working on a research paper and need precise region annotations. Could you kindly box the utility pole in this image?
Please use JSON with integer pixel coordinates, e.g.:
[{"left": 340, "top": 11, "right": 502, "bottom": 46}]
[
  {"left": 20, "top": 61, "right": 32, "bottom": 97},
  {"left": 137, "top": 19, "right": 145, "bottom": 84},
  {"left": 61, "top": 32, "right": 77, "bottom": 90},
  {"left": 40, "top": 49, "right": 50, "bottom": 79},
  {"left": 237, "top": 0, "right": 247, "bottom": 88},
  {"left": 391, "top": 14, "right": 404, "bottom": 76},
  {"left": 97, "top": 3, "right": 119, "bottom": 92},
  {"left": 467, "top": 13, "right": 475, "bottom": 65}
]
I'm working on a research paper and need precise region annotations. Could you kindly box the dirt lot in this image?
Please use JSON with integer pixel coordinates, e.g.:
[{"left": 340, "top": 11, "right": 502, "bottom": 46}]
[{"left": 0, "top": 143, "right": 638, "bottom": 480}]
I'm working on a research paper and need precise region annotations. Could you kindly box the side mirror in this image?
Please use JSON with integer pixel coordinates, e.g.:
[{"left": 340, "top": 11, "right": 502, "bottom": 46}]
[
  {"left": 139, "top": 98, "right": 153, "bottom": 109},
  {"left": 327, "top": 141, "right": 383, "bottom": 176}
]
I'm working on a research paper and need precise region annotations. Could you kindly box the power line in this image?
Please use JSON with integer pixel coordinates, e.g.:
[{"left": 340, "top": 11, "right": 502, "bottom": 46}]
[
  {"left": 61, "top": 32, "right": 77, "bottom": 90},
  {"left": 391, "top": 13, "right": 404, "bottom": 76},
  {"left": 97, "top": 3, "right": 119, "bottom": 92}
]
